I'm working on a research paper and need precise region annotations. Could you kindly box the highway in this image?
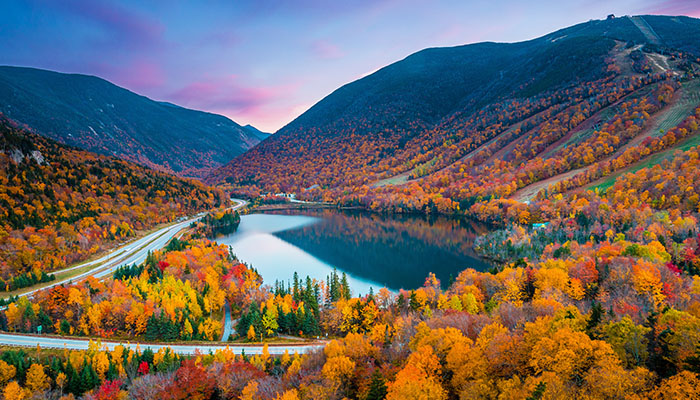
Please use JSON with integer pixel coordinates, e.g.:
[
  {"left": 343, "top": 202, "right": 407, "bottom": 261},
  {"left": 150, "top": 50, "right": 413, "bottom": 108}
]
[
  {"left": 0, "top": 333, "right": 323, "bottom": 355},
  {"left": 0, "top": 199, "right": 330, "bottom": 355},
  {"left": 12, "top": 199, "right": 247, "bottom": 299}
]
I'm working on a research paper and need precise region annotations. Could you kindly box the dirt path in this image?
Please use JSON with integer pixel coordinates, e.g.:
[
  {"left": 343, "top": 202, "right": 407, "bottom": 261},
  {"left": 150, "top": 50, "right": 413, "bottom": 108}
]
[{"left": 512, "top": 167, "right": 588, "bottom": 202}]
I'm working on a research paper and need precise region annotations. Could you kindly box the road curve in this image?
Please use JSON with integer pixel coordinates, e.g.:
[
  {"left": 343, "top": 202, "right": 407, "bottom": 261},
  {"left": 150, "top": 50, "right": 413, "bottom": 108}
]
[
  {"left": 221, "top": 301, "right": 234, "bottom": 341},
  {"left": 0, "top": 333, "right": 324, "bottom": 355},
  {"left": 12, "top": 199, "right": 247, "bottom": 299},
  {"left": 0, "top": 199, "right": 324, "bottom": 355}
]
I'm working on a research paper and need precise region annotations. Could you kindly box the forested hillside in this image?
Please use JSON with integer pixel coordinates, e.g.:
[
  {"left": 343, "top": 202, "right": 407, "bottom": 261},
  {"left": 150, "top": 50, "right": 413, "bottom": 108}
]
[
  {"left": 3, "top": 144, "right": 700, "bottom": 398},
  {"left": 2, "top": 12, "right": 700, "bottom": 400},
  {"left": 0, "top": 66, "right": 264, "bottom": 178},
  {"left": 0, "top": 117, "right": 225, "bottom": 288},
  {"left": 210, "top": 15, "right": 700, "bottom": 214}
]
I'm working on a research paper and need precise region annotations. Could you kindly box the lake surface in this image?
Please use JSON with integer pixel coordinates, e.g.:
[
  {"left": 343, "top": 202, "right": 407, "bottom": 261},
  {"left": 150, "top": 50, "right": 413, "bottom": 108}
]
[{"left": 215, "top": 209, "right": 492, "bottom": 295}]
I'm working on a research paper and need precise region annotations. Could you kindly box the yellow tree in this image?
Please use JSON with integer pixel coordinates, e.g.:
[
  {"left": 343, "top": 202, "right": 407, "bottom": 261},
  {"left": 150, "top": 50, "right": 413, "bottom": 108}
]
[
  {"left": 387, "top": 345, "right": 447, "bottom": 400},
  {"left": 0, "top": 360, "right": 16, "bottom": 384},
  {"left": 25, "top": 364, "right": 50, "bottom": 394},
  {"left": 2, "top": 381, "right": 26, "bottom": 400},
  {"left": 649, "top": 371, "right": 700, "bottom": 400}
]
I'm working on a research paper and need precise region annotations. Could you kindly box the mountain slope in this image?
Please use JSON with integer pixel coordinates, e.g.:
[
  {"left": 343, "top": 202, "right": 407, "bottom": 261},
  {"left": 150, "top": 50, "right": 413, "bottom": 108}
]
[
  {"left": 0, "top": 66, "right": 264, "bottom": 178},
  {"left": 209, "top": 15, "right": 700, "bottom": 206},
  {"left": 243, "top": 124, "right": 271, "bottom": 141},
  {"left": 0, "top": 116, "right": 225, "bottom": 286}
]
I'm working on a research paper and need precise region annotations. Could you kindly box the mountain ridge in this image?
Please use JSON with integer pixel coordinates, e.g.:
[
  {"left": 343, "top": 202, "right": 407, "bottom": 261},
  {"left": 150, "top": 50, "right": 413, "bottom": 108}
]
[
  {"left": 0, "top": 65, "right": 265, "bottom": 178},
  {"left": 208, "top": 15, "right": 700, "bottom": 200}
]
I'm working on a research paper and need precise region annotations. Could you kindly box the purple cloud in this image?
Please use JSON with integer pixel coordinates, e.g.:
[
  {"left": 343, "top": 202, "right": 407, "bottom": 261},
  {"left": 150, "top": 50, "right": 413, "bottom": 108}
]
[
  {"left": 3, "top": 0, "right": 700, "bottom": 133},
  {"left": 38, "top": 0, "right": 164, "bottom": 48}
]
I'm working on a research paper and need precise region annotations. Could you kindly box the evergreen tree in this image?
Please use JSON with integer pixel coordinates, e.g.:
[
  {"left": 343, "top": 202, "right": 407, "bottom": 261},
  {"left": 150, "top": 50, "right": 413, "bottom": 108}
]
[
  {"left": 140, "top": 348, "right": 154, "bottom": 365},
  {"left": 145, "top": 314, "right": 160, "bottom": 341},
  {"left": 330, "top": 268, "right": 341, "bottom": 302},
  {"left": 293, "top": 272, "right": 300, "bottom": 301},
  {"left": 65, "top": 361, "right": 80, "bottom": 395},
  {"left": 366, "top": 369, "right": 388, "bottom": 400},
  {"left": 341, "top": 272, "right": 351, "bottom": 299},
  {"left": 106, "top": 361, "right": 118, "bottom": 381},
  {"left": 78, "top": 362, "right": 98, "bottom": 394},
  {"left": 60, "top": 320, "right": 71, "bottom": 335},
  {"left": 526, "top": 382, "right": 547, "bottom": 400},
  {"left": 37, "top": 310, "right": 53, "bottom": 333},
  {"left": 301, "top": 309, "right": 319, "bottom": 336},
  {"left": 586, "top": 301, "right": 604, "bottom": 337},
  {"left": 396, "top": 293, "right": 406, "bottom": 312}
]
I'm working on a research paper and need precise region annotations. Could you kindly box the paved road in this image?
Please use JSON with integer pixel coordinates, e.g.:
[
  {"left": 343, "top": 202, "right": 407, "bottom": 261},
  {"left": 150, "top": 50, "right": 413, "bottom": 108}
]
[
  {"left": 221, "top": 301, "right": 234, "bottom": 341},
  {"left": 12, "top": 199, "right": 247, "bottom": 299},
  {"left": 0, "top": 333, "right": 323, "bottom": 355}
]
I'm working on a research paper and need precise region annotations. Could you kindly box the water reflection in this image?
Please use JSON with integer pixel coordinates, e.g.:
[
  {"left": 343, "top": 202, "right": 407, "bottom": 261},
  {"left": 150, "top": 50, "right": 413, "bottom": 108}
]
[{"left": 216, "top": 210, "right": 492, "bottom": 295}]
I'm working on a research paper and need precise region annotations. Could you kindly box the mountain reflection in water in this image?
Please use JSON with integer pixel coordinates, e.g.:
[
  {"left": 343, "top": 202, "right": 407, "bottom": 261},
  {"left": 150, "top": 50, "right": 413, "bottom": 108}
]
[{"left": 217, "top": 209, "right": 492, "bottom": 295}]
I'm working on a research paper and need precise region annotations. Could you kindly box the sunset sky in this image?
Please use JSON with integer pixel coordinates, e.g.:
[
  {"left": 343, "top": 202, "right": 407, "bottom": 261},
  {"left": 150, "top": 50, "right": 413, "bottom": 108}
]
[{"left": 2, "top": 0, "right": 699, "bottom": 132}]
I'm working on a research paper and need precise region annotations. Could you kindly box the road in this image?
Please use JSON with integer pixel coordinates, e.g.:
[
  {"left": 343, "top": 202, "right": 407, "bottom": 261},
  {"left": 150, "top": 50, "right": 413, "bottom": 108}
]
[
  {"left": 0, "top": 333, "right": 323, "bottom": 356},
  {"left": 221, "top": 301, "right": 234, "bottom": 341},
  {"left": 12, "top": 199, "right": 247, "bottom": 299},
  {"left": 0, "top": 198, "right": 326, "bottom": 355}
]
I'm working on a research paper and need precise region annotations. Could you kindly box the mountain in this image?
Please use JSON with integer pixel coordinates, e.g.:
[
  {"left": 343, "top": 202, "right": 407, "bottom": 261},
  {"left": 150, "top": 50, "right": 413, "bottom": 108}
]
[
  {"left": 0, "top": 116, "right": 225, "bottom": 284},
  {"left": 0, "top": 66, "right": 264, "bottom": 178},
  {"left": 208, "top": 15, "right": 700, "bottom": 206},
  {"left": 243, "top": 124, "right": 271, "bottom": 141}
]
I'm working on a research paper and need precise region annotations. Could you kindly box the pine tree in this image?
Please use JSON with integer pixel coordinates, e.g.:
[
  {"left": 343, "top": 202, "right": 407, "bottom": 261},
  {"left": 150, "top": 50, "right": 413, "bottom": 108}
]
[
  {"left": 341, "top": 272, "right": 351, "bottom": 299},
  {"left": 301, "top": 309, "right": 319, "bottom": 336},
  {"left": 366, "top": 369, "right": 388, "bottom": 400},
  {"left": 330, "top": 268, "right": 340, "bottom": 302},
  {"left": 526, "top": 383, "right": 547, "bottom": 400},
  {"left": 145, "top": 314, "right": 159, "bottom": 341},
  {"left": 37, "top": 310, "right": 53, "bottom": 333},
  {"left": 140, "top": 348, "right": 154, "bottom": 365},
  {"left": 65, "top": 361, "right": 80, "bottom": 395},
  {"left": 293, "top": 272, "right": 300, "bottom": 301},
  {"left": 586, "top": 301, "right": 604, "bottom": 337},
  {"left": 79, "top": 362, "right": 98, "bottom": 394}
]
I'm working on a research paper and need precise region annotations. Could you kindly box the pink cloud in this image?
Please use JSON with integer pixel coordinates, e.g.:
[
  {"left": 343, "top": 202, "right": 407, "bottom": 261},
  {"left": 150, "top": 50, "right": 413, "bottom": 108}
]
[
  {"left": 642, "top": 0, "right": 700, "bottom": 17},
  {"left": 85, "top": 59, "right": 166, "bottom": 91},
  {"left": 311, "top": 40, "right": 345, "bottom": 59},
  {"left": 120, "top": 60, "right": 166, "bottom": 90},
  {"left": 168, "top": 75, "right": 301, "bottom": 130}
]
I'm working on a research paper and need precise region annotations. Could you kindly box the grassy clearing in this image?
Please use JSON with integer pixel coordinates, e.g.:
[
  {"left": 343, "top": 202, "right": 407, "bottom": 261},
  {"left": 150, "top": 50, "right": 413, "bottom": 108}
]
[
  {"left": 587, "top": 80, "right": 700, "bottom": 193},
  {"left": 591, "top": 132, "right": 700, "bottom": 193},
  {"left": 373, "top": 171, "right": 410, "bottom": 187},
  {"left": 646, "top": 80, "right": 700, "bottom": 139}
]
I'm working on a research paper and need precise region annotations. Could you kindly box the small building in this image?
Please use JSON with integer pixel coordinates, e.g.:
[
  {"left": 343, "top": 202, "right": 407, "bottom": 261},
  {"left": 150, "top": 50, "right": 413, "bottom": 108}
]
[{"left": 532, "top": 222, "right": 550, "bottom": 230}]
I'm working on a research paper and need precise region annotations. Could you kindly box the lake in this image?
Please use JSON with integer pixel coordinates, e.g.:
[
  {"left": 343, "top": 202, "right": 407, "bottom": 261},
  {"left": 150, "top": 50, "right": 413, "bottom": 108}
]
[{"left": 215, "top": 209, "right": 492, "bottom": 296}]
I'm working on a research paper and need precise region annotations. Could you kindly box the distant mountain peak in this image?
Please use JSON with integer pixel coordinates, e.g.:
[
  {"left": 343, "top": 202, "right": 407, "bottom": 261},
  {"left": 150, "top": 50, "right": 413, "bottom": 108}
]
[{"left": 242, "top": 124, "right": 271, "bottom": 140}]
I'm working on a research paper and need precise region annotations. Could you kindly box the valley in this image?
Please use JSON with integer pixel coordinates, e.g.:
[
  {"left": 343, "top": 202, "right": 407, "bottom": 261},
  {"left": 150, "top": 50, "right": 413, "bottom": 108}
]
[{"left": 2, "top": 10, "right": 700, "bottom": 400}]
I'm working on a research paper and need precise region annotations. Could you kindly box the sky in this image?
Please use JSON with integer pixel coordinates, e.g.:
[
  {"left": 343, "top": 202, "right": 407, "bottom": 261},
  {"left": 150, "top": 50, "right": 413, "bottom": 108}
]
[{"left": 1, "top": 0, "right": 699, "bottom": 132}]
